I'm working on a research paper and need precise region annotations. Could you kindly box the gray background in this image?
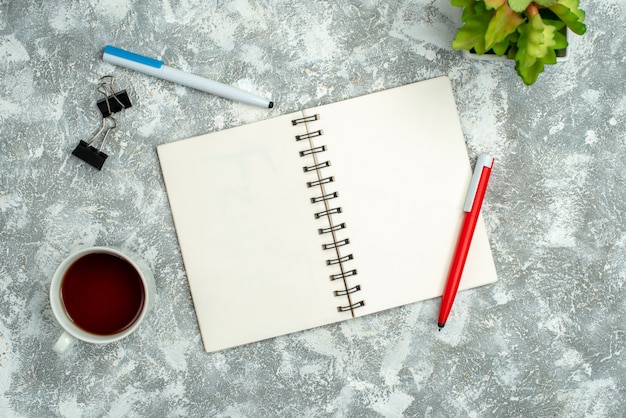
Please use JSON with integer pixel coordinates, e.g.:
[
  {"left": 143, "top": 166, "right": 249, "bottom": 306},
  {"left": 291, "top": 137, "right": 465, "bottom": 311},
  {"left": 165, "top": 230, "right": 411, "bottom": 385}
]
[{"left": 1, "top": 0, "right": 625, "bottom": 416}]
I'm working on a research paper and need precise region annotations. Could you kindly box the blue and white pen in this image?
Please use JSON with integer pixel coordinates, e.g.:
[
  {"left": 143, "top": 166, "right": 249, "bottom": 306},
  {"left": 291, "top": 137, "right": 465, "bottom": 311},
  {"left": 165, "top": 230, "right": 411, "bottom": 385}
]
[{"left": 102, "top": 45, "right": 274, "bottom": 109}]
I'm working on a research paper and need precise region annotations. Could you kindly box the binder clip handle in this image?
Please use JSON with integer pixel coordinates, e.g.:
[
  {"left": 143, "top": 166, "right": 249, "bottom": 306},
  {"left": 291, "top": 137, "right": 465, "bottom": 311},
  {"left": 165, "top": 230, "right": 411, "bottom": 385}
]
[
  {"left": 72, "top": 117, "right": 117, "bottom": 170},
  {"left": 96, "top": 75, "right": 132, "bottom": 118}
]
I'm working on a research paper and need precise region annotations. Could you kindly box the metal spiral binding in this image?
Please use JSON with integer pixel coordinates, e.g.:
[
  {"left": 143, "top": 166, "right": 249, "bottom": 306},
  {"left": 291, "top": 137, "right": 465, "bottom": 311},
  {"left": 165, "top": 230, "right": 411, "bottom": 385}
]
[
  {"left": 338, "top": 301, "right": 365, "bottom": 312},
  {"left": 311, "top": 191, "right": 338, "bottom": 203},
  {"left": 292, "top": 113, "right": 364, "bottom": 316},
  {"left": 315, "top": 207, "right": 342, "bottom": 219},
  {"left": 299, "top": 145, "right": 326, "bottom": 157},
  {"left": 292, "top": 114, "right": 319, "bottom": 125},
  {"left": 308, "top": 177, "right": 334, "bottom": 188},
  {"left": 303, "top": 161, "right": 330, "bottom": 172},
  {"left": 327, "top": 254, "right": 353, "bottom": 265},
  {"left": 330, "top": 269, "right": 358, "bottom": 281},
  {"left": 335, "top": 285, "right": 361, "bottom": 296},
  {"left": 296, "top": 130, "right": 323, "bottom": 141},
  {"left": 319, "top": 222, "right": 345, "bottom": 234},
  {"left": 323, "top": 238, "right": 350, "bottom": 250}
]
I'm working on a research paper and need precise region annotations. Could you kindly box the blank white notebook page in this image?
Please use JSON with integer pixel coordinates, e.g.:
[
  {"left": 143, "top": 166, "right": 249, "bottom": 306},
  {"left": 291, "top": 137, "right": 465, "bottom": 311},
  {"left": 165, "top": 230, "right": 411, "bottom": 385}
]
[{"left": 157, "top": 76, "right": 498, "bottom": 353}]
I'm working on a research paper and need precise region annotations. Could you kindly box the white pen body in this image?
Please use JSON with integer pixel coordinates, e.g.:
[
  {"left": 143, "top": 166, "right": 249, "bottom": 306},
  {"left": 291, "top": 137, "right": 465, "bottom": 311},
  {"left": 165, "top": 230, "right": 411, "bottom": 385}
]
[
  {"left": 160, "top": 66, "right": 271, "bottom": 108},
  {"left": 463, "top": 154, "right": 494, "bottom": 212},
  {"left": 103, "top": 47, "right": 272, "bottom": 108}
]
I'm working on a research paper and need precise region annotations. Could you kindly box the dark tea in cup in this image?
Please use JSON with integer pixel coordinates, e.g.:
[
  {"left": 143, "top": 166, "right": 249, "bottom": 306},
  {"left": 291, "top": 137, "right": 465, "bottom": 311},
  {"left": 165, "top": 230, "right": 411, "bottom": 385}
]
[
  {"left": 60, "top": 252, "right": 146, "bottom": 336},
  {"left": 50, "top": 246, "right": 155, "bottom": 354}
]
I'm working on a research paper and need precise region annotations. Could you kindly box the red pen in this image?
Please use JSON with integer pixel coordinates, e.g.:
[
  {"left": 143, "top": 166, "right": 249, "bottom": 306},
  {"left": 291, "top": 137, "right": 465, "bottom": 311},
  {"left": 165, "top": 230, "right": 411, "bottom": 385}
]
[{"left": 438, "top": 154, "right": 494, "bottom": 329}]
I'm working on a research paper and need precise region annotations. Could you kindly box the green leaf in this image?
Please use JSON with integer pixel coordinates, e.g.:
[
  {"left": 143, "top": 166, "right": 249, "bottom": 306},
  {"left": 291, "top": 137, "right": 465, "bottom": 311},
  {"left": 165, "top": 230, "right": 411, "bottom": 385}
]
[
  {"left": 515, "top": 15, "right": 562, "bottom": 85},
  {"left": 549, "top": 0, "right": 587, "bottom": 35},
  {"left": 534, "top": 0, "right": 558, "bottom": 6},
  {"left": 491, "top": 32, "right": 519, "bottom": 56},
  {"left": 461, "top": 3, "right": 479, "bottom": 21},
  {"left": 484, "top": 2, "right": 525, "bottom": 49},
  {"left": 484, "top": 0, "right": 506, "bottom": 9},
  {"left": 491, "top": 39, "right": 511, "bottom": 55},
  {"left": 551, "top": 26, "right": 568, "bottom": 50},
  {"left": 451, "top": 0, "right": 477, "bottom": 7},
  {"left": 508, "top": 0, "right": 532, "bottom": 13},
  {"left": 451, "top": 2, "right": 494, "bottom": 54}
]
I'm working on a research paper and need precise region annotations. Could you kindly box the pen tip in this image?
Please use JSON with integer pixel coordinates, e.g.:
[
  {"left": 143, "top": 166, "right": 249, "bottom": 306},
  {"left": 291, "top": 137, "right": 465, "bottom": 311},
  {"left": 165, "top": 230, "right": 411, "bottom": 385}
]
[
  {"left": 268, "top": 101, "right": 274, "bottom": 109},
  {"left": 438, "top": 323, "right": 445, "bottom": 331}
]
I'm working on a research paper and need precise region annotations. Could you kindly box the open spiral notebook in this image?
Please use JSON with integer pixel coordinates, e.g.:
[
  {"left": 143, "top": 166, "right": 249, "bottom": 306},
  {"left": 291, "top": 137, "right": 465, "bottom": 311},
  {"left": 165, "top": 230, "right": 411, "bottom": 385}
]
[{"left": 157, "top": 76, "right": 498, "bottom": 353}]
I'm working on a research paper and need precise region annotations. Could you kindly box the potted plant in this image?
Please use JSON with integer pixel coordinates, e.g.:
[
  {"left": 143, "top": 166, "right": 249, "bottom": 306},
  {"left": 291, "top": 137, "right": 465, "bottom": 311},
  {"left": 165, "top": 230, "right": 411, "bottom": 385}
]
[{"left": 450, "top": 0, "right": 587, "bottom": 85}]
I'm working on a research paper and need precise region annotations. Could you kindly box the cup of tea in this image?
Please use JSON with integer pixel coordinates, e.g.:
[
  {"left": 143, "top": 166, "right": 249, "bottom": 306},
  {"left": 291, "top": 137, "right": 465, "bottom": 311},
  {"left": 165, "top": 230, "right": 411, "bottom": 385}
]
[{"left": 49, "top": 246, "right": 155, "bottom": 354}]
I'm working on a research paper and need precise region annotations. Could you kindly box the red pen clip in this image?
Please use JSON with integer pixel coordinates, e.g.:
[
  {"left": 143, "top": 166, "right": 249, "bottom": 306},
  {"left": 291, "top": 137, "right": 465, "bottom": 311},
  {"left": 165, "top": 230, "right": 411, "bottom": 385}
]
[{"left": 438, "top": 154, "right": 494, "bottom": 329}]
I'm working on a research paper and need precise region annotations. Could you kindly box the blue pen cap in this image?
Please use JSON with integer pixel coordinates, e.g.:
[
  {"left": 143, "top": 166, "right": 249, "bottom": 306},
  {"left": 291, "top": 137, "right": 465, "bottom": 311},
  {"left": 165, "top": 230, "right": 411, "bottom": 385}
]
[{"left": 103, "top": 45, "right": 163, "bottom": 69}]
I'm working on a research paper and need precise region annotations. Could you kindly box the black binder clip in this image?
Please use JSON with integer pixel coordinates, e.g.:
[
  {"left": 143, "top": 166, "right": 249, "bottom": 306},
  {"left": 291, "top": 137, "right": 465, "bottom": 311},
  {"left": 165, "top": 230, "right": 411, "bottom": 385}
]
[
  {"left": 72, "top": 117, "right": 116, "bottom": 170},
  {"left": 72, "top": 75, "right": 133, "bottom": 170},
  {"left": 95, "top": 75, "right": 132, "bottom": 117}
]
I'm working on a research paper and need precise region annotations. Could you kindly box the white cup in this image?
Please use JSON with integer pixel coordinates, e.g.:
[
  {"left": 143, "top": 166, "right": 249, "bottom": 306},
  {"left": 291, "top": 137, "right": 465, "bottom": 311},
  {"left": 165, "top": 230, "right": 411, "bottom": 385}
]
[{"left": 49, "top": 246, "right": 155, "bottom": 354}]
